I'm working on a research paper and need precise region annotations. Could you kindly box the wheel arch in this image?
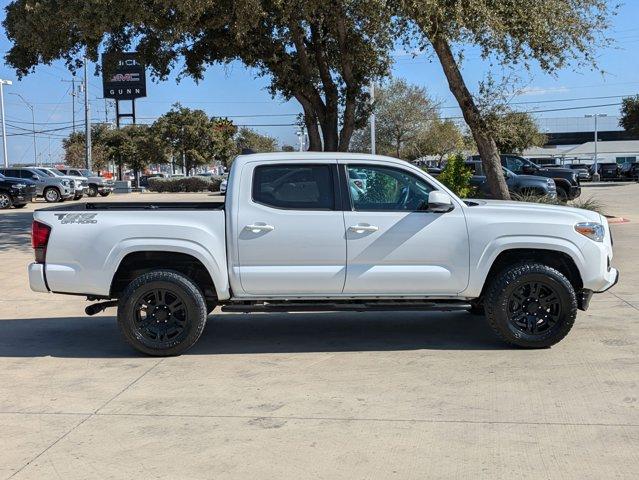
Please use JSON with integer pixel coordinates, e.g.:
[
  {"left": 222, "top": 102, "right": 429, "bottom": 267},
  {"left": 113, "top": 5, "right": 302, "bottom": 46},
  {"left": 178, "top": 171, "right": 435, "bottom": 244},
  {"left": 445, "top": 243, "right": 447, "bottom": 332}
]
[
  {"left": 108, "top": 244, "right": 229, "bottom": 303},
  {"left": 465, "top": 237, "right": 586, "bottom": 298}
]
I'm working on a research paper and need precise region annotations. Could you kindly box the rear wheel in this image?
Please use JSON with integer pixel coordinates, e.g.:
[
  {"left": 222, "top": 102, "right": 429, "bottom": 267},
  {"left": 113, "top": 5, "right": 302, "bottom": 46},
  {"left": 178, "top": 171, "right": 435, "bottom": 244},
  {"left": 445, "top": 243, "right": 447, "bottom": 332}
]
[
  {"left": 0, "top": 192, "right": 12, "bottom": 209},
  {"left": 44, "top": 187, "right": 61, "bottom": 203},
  {"left": 117, "top": 270, "right": 207, "bottom": 356},
  {"left": 484, "top": 262, "right": 577, "bottom": 348}
]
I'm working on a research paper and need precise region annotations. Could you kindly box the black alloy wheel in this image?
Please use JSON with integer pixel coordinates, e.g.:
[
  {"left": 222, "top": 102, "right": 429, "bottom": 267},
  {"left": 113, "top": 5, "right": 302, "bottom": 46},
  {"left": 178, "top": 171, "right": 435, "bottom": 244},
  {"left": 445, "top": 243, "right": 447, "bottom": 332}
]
[{"left": 506, "top": 280, "right": 561, "bottom": 335}]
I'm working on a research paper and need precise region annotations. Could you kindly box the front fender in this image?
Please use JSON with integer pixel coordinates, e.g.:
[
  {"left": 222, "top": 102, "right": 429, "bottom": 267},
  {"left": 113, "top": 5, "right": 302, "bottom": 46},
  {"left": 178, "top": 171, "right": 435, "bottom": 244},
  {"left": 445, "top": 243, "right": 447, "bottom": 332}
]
[{"left": 463, "top": 235, "right": 586, "bottom": 297}]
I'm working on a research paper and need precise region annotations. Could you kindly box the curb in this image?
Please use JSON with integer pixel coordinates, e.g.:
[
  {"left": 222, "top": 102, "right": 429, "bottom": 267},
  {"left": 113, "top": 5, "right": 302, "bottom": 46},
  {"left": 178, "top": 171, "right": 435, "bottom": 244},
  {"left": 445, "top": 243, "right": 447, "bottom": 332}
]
[{"left": 605, "top": 216, "right": 630, "bottom": 224}]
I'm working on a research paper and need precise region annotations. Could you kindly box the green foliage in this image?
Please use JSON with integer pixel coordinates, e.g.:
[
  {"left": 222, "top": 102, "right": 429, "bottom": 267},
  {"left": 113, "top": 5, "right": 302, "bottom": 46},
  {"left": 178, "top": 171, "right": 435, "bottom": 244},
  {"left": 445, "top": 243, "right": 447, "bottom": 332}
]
[
  {"left": 236, "top": 128, "right": 277, "bottom": 153},
  {"left": 361, "top": 171, "right": 397, "bottom": 204},
  {"left": 351, "top": 78, "right": 438, "bottom": 158},
  {"left": 3, "top": 0, "right": 396, "bottom": 152},
  {"left": 620, "top": 95, "right": 639, "bottom": 135},
  {"left": 147, "top": 176, "right": 223, "bottom": 193},
  {"left": 437, "top": 154, "right": 474, "bottom": 198},
  {"left": 404, "top": 118, "right": 467, "bottom": 161},
  {"left": 62, "top": 124, "right": 112, "bottom": 170},
  {"left": 486, "top": 110, "right": 547, "bottom": 154}
]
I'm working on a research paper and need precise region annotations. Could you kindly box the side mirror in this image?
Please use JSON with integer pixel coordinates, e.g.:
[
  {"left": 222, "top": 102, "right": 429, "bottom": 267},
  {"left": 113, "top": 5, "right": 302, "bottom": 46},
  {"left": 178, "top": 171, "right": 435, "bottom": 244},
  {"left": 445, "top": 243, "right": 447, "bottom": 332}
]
[
  {"left": 427, "top": 191, "right": 454, "bottom": 213},
  {"left": 32, "top": 175, "right": 39, "bottom": 181}
]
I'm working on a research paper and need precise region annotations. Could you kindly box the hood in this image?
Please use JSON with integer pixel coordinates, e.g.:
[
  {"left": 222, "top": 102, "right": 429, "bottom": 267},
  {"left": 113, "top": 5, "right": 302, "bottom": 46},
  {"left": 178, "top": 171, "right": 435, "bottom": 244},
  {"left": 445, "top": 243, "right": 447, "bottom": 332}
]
[
  {"left": 517, "top": 173, "right": 553, "bottom": 184},
  {"left": 473, "top": 199, "right": 602, "bottom": 223}
]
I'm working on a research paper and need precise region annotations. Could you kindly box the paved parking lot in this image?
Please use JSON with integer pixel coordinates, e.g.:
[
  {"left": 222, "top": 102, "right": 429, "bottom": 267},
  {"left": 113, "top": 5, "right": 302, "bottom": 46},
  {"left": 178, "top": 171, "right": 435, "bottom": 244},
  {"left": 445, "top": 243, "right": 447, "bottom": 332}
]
[{"left": 1, "top": 186, "right": 638, "bottom": 479}]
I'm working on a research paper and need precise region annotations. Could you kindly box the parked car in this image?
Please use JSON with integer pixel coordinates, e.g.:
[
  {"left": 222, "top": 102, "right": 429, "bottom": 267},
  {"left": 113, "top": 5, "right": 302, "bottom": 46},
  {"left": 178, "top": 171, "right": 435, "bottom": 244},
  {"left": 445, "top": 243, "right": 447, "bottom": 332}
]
[
  {"left": 0, "top": 172, "right": 36, "bottom": 208},
  {"left": 565, "top": 164, "right": 592, "bottom": 182},
  {"left": 466, "top": 161, "right": 557, "bottom": 199},
  {"left": 591, "top": 163, "right": 619, "bottom": 181},
  {"left": 28, "top": 152, "right": 617, "bottom": 355},
  {"left": 470, "top": 155, "right": 581, "bottom": 200},
  {"left": 219, "top": 175, "right": 228, "bottom": 195},
  {"left": 35, "top": 167, "right": 88, "bottom": 200},
  {"left": 57, "top": 167, "right": 114, "bottom": 197},
  {"left": 0, "top": 166, "right": 74, "bottom": 202},
  {"left": 619, "top": 162, "right": 639, "bottom": 181}
]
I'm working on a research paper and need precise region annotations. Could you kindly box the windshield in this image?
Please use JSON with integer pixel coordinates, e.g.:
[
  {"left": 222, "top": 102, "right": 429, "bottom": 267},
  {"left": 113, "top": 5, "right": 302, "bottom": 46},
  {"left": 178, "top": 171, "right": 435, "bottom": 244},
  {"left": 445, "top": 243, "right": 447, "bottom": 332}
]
[
  {"left": 48, "top": 168, "right": 66, "bottom": 177},
  {"left": 36, "top": 168, "right": 55, "bottom": 177}
]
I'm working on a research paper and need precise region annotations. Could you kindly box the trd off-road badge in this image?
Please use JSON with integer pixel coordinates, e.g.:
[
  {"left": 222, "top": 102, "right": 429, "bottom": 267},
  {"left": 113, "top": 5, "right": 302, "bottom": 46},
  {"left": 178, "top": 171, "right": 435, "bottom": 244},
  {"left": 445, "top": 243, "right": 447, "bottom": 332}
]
[{"left": 54, "top": 213, "right": 98, "bottom": 224}]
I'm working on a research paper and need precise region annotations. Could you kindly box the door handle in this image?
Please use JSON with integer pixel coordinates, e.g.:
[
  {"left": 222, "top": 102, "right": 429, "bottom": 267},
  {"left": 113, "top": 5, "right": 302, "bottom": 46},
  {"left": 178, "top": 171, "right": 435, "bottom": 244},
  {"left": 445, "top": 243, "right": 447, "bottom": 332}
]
[
  {"left": 245, "top": 223, "right": 275, "bottom": 233},
  {"left": 349, "top": 224, "right": 379, "bottom": 233}
]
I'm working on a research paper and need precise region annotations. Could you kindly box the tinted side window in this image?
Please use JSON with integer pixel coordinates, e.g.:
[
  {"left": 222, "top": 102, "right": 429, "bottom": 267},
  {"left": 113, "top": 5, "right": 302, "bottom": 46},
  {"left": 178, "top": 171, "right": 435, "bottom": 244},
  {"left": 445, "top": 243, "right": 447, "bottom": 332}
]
[
  {"left": 252, "top": 164, "right": 335, "bottom": 210},
  {"left": 347, "top": 165, "right": 434, "bottom": 211}
]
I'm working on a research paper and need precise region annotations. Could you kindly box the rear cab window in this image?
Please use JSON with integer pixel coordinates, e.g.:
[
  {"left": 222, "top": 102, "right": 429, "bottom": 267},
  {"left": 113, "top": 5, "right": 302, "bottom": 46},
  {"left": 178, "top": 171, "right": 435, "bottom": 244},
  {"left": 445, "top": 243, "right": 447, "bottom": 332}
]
[{"left": 252, "top": 164, "right": 336, "bottom": 210}]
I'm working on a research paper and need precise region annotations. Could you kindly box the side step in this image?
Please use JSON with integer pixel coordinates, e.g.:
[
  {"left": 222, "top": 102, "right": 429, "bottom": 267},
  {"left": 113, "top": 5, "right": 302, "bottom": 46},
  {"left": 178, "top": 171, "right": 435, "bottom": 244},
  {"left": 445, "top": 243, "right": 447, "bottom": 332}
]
[{"left": 221, "top": 300, "right": 471, "bottom": 313}]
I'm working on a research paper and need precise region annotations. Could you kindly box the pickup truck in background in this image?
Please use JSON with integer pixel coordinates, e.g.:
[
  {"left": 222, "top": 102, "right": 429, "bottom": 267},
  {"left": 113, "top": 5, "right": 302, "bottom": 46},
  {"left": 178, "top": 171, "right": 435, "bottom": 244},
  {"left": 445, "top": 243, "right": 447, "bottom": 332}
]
[
  {"left": 464, "top": 161, "right": 557, "bottom": 199},
  {"left": 28, "top": 153, "right": 618, "bottom": 356}
]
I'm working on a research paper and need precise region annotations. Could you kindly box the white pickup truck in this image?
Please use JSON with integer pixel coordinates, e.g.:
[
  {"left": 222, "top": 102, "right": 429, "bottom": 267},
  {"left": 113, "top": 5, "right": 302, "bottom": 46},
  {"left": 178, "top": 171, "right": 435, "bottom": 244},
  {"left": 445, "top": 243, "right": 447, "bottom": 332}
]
[{"left": 28, "top": 153, "right": 618, "bottom": 355}]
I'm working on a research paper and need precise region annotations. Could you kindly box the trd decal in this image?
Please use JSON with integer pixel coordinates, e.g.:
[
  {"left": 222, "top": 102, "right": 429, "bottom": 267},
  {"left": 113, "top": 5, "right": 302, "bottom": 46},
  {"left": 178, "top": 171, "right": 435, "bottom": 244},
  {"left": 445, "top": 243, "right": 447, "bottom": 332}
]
[{"left": 53, "top": 213, "right": 98, "bottom": 224}]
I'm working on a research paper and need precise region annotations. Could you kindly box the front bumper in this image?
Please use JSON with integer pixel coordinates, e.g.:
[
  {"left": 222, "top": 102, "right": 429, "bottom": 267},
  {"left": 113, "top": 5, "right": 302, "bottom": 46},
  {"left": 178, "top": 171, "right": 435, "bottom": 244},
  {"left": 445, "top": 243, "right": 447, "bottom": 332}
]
[
  {"left": 595, "top": 268, "right": 619, "bottom": 293},
  {"left": 28, "top": 263, "right": 49, "bottom": 293}
]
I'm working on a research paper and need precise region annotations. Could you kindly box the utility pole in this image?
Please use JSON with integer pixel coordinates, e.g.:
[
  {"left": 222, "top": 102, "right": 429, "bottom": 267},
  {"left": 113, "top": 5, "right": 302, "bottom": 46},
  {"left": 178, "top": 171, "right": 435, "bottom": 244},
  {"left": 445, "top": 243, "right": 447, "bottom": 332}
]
[
  {"left": 83, "top": 57, "right": 92, "bottom": 170},
  {"left": 10, "top": 93, "right": 37, "bottom": 166},
  {"left": 370, "top": 81, "right": 376, "bottom": 155},
  {"left": 585, "top": 113, "right": 607, "bottom": 182},
  {"left": 0, "top": 79, "right": 12, "bottom": 168},
  {"left": 62, "top": 77, "right": 77, "bottom": 132}
]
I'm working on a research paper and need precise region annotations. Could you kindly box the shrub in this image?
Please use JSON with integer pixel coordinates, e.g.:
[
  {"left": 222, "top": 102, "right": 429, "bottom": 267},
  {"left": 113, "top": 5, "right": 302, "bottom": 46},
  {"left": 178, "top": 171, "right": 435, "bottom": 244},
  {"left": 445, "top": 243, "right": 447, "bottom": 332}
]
[
  {"left": 147, "top": 175, "right": 223, "bottom": 193},
  {"left": 436, "top": 153, "right": 474, "bottom": 197}
]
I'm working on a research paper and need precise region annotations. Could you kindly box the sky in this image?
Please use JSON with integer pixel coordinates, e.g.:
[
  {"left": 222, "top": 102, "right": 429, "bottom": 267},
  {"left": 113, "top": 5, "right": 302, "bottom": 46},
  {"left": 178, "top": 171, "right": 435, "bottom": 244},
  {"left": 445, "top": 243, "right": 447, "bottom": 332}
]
[{"left": 0, "top": 0, "right": 638, "bottom": 166}]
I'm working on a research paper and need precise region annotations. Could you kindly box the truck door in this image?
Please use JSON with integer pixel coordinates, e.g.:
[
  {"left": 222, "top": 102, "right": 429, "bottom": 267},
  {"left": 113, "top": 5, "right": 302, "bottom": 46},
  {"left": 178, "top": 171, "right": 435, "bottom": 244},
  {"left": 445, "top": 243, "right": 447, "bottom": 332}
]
[
  {"left": 236, "top": 162, "right": 347, "bottom": 295},
  {"left": 341, "top": 162, "right": 470, "bottom": 296}
]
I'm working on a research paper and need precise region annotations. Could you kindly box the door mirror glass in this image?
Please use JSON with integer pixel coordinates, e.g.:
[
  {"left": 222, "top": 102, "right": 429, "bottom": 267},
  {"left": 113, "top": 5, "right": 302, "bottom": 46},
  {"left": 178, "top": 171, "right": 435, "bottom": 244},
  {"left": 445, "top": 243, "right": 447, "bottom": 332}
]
[
  {"left": 32, "top": 175, "right": 39, "bottom": 180},
  {"left": 427, "top": 191, "right": 454, "bottom": 213}
]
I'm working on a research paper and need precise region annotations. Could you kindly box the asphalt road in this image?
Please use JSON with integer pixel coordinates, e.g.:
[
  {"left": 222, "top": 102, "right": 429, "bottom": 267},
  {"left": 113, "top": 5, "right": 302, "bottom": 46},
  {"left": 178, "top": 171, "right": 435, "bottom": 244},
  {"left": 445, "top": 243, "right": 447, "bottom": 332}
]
[{"left": 1, "top": 187, "right": 638, "bottom": 479}]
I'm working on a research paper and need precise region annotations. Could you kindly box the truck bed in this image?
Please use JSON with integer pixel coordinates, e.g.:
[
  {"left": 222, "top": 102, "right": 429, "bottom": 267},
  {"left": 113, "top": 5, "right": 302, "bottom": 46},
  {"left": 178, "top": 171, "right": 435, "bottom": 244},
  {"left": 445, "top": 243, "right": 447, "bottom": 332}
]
[{"left": 37, "top": 201, "right": 225, "bottom": 211}]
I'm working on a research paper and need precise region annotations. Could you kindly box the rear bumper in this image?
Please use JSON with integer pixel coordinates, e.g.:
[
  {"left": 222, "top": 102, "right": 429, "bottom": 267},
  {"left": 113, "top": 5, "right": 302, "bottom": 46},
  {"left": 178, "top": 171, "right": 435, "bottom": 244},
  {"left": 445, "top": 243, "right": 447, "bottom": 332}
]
[{"left": 28, "top": 263, "right": 49, "bottom": 293}]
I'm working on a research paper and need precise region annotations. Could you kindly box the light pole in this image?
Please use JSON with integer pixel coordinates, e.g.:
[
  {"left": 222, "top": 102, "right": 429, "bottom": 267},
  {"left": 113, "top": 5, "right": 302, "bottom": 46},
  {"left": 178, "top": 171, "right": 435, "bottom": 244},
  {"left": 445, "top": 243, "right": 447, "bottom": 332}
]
[
  {"left": 0, "top": 79, "right": 12, "bottom": 168},
  {"left": 370, "top": 81, "right": 376, "bottom": 155},
  {"left": 585, "top": 113, "right": 607, "bottom": 182},
  {"left": 10, "top": 93, "right": 37, "bottom": 166}
]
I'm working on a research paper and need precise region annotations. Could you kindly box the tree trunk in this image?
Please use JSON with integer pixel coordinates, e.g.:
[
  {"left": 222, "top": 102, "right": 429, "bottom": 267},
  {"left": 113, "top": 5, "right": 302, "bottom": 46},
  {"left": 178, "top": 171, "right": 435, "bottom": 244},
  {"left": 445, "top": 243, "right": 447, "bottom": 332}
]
[{"left": 429, "top": 34, "right": 510, "bottom": 200}]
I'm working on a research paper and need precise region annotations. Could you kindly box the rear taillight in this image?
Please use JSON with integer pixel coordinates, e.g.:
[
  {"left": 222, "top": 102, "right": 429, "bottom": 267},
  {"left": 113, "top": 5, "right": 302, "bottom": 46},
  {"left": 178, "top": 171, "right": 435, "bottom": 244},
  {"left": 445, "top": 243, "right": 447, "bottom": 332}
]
[{"left": 31, "top": 220, "right": 51, "bottom": 264}]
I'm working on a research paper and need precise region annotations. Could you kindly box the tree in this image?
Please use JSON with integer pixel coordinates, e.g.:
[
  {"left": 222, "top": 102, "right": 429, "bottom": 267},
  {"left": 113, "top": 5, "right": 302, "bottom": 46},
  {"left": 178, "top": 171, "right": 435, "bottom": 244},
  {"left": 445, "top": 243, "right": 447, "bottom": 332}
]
[
  {"left": 398, "top": 0, "right": 615, "bottom": 199},
  {"left": 488, "top": 111, "right": 547, "bottom": 154},
  {"left": 211, "top": 118, "right": 239, "bottom": 167},
  {"left": 236, "top": 128, "right": 277, "bottom": 153},
  {"left": 404, "top": 119, "right": 466, "bottom": 163},
  {"left": 62, "top": 124, "right": 111, "bottom": 170},
  {"left": 350, "top": 78, "right": 438, "bottom": 158},
  {"left": 620, "top": 95, "right": 639, "bottom": 135},
  {"left": 281, "top": 145, "right": 296, "bottom": 152},
  {"left": 152, "top": 104, "right": 227, "bottom": 174},
  {"left": 436, "top": 153, "right": 474, "bottom": 198},
  {"left": 3, "top": 0, "right": 395, "bottom": 152}
]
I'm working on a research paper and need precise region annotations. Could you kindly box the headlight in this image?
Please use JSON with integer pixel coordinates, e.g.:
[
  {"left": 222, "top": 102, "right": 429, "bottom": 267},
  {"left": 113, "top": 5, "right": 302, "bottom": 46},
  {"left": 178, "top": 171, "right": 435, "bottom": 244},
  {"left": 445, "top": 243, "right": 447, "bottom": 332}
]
[{"left": 575, "top": 222, "right": 605, "bottom": 242}]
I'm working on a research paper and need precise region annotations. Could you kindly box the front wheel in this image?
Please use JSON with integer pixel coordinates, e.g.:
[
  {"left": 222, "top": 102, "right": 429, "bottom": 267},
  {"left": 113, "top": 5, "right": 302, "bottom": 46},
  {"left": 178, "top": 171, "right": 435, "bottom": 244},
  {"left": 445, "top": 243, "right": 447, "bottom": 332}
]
[
  {"left": 99, "top": 191, "right": 111, "bottom": 197},
  {"left": 0, "top": 192, "right": 12, "bottom": 209},
  {"left": 87, "top": 185, "right": 98, "bottom": 197},
  {"left": 44, "top": 187, "right": 61, "bottom": 203},
  {"left": 117, "top": 270, "right": 207, "bottom": 356},
  {"left": 484, "top": 262, "right": 577, "bottom": 348}
]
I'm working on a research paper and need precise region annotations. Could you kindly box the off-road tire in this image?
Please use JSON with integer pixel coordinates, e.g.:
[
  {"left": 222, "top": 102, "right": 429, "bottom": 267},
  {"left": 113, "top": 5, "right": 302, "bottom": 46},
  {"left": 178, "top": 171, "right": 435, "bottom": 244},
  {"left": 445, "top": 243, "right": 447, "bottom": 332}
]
[
  {"left": 117, "top": 270, "right": 207, "bottom": 356},
  {"left": 484, "top": 262, "right": 577, "bottom": 348}
]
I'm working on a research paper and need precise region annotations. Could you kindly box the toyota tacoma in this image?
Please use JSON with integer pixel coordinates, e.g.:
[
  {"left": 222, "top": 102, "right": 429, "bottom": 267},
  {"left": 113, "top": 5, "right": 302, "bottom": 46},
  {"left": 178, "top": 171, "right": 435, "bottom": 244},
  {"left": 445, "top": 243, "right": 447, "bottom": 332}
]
[{"left": 28, "top": 153, "right": 618, "bottom": 355}]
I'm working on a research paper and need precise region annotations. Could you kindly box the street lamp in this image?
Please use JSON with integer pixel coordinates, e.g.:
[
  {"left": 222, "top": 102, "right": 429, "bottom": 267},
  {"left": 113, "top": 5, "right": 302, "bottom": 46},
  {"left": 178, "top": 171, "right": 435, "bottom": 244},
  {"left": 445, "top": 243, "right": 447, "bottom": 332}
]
[
  {"left": 10, "top": 93, "right": 37, "bottom": 167},
  {"left": 0, "top": 79, "right": 12, "bottom": 168},
  {"left": 585, "top": 113, "right": 607, "bottom": 181}
]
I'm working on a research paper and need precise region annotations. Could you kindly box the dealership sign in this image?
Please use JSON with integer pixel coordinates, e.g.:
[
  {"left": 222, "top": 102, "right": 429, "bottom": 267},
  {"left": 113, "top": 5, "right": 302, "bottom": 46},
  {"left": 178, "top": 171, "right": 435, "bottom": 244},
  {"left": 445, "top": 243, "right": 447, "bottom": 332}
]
[{"left": 102, "top": 52, "right": 147, "bottom": 100}]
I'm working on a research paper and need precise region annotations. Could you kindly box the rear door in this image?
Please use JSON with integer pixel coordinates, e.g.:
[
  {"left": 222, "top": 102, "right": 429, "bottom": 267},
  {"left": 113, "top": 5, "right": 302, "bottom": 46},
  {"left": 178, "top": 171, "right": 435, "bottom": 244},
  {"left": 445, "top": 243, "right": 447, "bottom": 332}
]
[
  {"left": 235, "top": 161, "right": 347, "bottom": 296},
  {"left": 341, "top": 162, "right": 470, "bottom": 296}
]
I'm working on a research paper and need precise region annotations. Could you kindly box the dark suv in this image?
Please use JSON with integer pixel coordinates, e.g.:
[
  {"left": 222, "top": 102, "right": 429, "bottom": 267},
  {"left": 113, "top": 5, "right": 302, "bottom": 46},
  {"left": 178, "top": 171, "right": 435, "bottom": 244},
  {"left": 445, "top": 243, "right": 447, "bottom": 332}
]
[
  {"left": 0, "top": 172, "right": 36, "bottom": 209},
  {"left": 466, "top": 161, "right": 557, "bottom": 199},
  {"left": 470, "top": 155, "right": 581, "bottom": 200}
]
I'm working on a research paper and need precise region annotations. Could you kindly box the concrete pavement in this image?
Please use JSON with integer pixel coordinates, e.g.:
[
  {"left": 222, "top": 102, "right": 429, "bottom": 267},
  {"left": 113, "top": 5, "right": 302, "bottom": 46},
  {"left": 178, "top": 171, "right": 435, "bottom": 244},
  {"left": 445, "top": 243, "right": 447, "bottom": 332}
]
[{"left": 0, "top": 186, "right": 638, "bottom": 479}]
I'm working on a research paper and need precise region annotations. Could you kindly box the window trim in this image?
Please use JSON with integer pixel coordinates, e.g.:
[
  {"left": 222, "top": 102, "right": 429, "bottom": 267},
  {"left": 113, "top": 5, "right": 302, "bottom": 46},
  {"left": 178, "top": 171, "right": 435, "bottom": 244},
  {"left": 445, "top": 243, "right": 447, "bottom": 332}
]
[
  {"left": 250, "top": 163, "right": 340, "bottom": 212},
  {"left": 342, "top": 163, "right": 439, "bottom": 213}
]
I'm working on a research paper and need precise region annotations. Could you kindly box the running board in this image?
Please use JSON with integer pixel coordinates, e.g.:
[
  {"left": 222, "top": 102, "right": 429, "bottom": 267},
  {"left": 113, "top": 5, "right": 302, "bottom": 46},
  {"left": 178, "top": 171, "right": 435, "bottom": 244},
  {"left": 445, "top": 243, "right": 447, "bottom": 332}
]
[{"left": 221, "top": 300, "right": 471, "bottom": 313}]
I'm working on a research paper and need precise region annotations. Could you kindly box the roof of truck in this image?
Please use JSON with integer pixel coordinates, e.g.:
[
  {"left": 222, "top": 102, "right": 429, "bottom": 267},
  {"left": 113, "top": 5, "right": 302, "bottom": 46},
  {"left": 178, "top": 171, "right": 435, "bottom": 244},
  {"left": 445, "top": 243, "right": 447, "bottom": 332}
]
[{"left": 233, "top": 152, "right": 413, "bottom": 167}]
